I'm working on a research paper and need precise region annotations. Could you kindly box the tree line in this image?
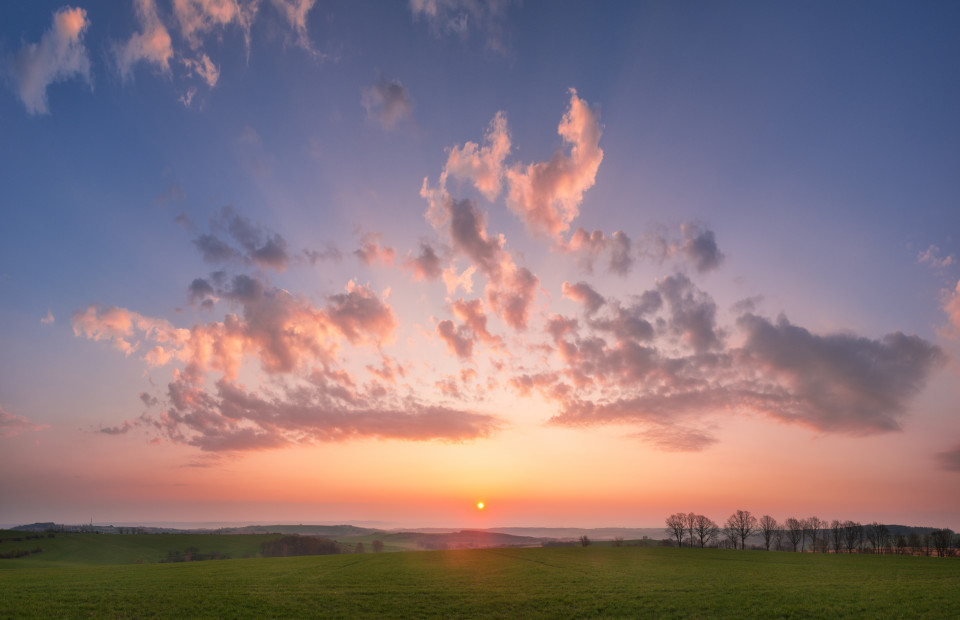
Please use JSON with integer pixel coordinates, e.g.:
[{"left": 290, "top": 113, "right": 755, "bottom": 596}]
[{"left": 665, "top": 511, "right": 957, "bottom": 557}]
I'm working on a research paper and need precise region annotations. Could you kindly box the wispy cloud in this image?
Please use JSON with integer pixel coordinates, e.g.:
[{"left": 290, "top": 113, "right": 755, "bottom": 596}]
[
  {"left": 0, "top": 404, "right": 48, "bottom": 438},
  {"left": 114, "top": 0, "right": 174, "bottom": 81},
  {"left": 9, "top": 6, "right": 91, "bottom": 115}
]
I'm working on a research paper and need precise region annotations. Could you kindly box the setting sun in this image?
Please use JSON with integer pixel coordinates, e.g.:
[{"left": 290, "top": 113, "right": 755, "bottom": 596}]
[{"left": 477, "top": 502, "right": 485, "bottom": 510}]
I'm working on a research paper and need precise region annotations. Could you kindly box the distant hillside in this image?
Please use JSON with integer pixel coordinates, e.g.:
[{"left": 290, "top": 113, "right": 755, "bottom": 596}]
[{"left": 215, "top": 524, "right": 382, "bottom": 537}]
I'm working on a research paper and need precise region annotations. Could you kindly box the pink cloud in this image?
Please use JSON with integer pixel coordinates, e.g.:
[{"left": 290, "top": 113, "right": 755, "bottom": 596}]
[
  {"left": 0, "top": 404, "right": 48, "bottom": 438},
  {"left": 442, "top": 111, "right": 511, "bottom": 201},
  {"left": 944, "top": 278, "right": 960, "bottom": 337},
  {"left": 505, "top": 89, "right": 603, "bottom": 238},
  {"left": 354, "top": 233, "right": 397, "bottom": 267},
  {"left": 115, "top": 0, "right": 174, "bottom": 81},
  {"left": 12, "top": 6, "right": 91, "bottom": 115}
]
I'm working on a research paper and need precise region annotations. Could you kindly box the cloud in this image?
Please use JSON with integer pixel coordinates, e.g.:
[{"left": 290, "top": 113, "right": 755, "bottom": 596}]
[
  {"left": 505, "top": 89, "right": 603, "bottom": 238},
  {"left": 269, "top": 0, "right": 317, "bottom": 52},
  {"left": 194, "top": 206, "right": 291, "bottom": 272},
  {"left": 918, "top": 244, "right": 955, "bottom": 271},
  {"left": 404, "top": 243, "right": 443, "bottom": 281},
  {"left": 41, "top": 311, "right": 55, "bottom": 325},
  {"left": 325, "top": 281, "right": 398, "bottom": 347},
  {"left": 562, "top": 281, "right": 605, "bottom": 315},
  {"left": 943, "top": 278, "right": 960, "bottom": 337},
  {"left": 409, "top": 0, "right": 515, "bottom": 55},
  {"left": 362, "top": 75, "right": 414, "bottom": 130},
  {"left": 677, "top": 222, "right": 724, "bottom": 273},
  {"left": 10, "top": 6, "right": 91, "bottom": 115},
  {"left": 354, "top": 233, "right": 397, "bottom": 266},
  {"left": 437, "top": 319, "right": 473, "bottom": 358},
  {"left": 736, "top": 313, "right": 945, "bottom": 433},
  {"left": 173, "top": 0, "right": 259, "bottom": 51},
  {"left": 442, "top": 111, "right": 511, "bottom": 201},
  {"left": 934, "top": 443, "right": 960, "bottom": 472},
  {"left": 115, "top": 0, "right": 174, "bottom": 81},
  {"left": 0, "top": 404, "right": 48, "bottom": 438},
  {"left": 541, "top": 276, "right": 943, "bottom": 449},
  {"left": 182, "top": 53, "right": 219, "bottom": 87}
]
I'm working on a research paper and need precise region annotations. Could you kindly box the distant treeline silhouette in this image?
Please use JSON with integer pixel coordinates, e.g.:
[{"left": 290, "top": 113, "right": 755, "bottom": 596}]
[
  {"left": 665, "top": 511, "right": 957, "bottom": 557},
  {"left": 260, "top": 535, "right": 342, "bottom": 557}
]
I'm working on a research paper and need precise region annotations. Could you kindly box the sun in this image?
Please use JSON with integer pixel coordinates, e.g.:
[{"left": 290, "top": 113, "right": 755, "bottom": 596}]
[{"left": 477, "top": 501, "right": 485, "bottom": 510}]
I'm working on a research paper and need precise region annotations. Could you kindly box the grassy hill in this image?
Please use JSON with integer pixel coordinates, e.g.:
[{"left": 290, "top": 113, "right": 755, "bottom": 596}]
[
  {"left": 1, "top": 541, "right": 958, "bottom": 617},
  {"left": 0, "top": 530, "right": 282, "bottom": 565}
]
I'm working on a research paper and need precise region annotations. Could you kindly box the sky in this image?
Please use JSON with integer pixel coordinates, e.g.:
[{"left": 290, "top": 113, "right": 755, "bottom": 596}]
[{"left": 1, "top": 0, "right": 959, "bottom": 531}]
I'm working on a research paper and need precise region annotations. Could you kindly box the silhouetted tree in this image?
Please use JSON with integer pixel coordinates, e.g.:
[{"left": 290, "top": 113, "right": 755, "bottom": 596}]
[
  {"left": 665, "top": 513, "right": 686, "bottom": 548},
  {"left": 772, "top": 526, "right": 784, "bottom": 551},
  {"left": 354, "top": 542, "right": 365, "bottom": 553},
  {"left": 843, "top": 521, "right": 860, "bottom": 554},
  {"left": 612, "top": 536, "right": 624, "bottom": 547},
  {"left": 830, "top": 520, "right": 844, "bottom": 553},
  {"left": 758, "top": 515, "right": 778, "bottom": 551},
  {"left": 726, "top": 510, "right": 757, "bottom": 550},
  {"left": 867, "top": 522, "right": 889, "bottom": 554},
  {"left": 685, "top": 512, "right": 697, "bottom": 548},
  {"left": 692, "top": 514, "right": 719, "bottom": 548},
  {"left": 894, "top": 533, "right": 907, "bottom": 555},
  {"left": 806, "top": 517, "right": 823, "bottom": 553},
  {"left": 931, "top": 529, "right": 953, "bottom": 558},
  {"left": 786, "top": 518, "right": 804, "bottom": 552},
  {"left": 579, "top": 535, "right": 591, "bottom": 547},
  {"left": 372, "top": 539, "right": 384, "bottom": 553}
]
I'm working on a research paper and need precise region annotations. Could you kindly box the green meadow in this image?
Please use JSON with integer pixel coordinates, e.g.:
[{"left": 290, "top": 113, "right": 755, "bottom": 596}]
[{"left": 2, "top": 533, "right": 959, "bottom": 618}]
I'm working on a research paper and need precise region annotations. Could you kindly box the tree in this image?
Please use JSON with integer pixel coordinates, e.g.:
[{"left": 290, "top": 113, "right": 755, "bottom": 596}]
[
  {"left": 579, "top": 535, "right": 591, "bottom": 547},
  {"left": 931, "top": 529, "right": 954, "bottom": 558},
  {"left": 725, "top": 510, "right": 757, "bottom": 550},
  {"left": 685, "top": 512, "right": 697, "bottom": 549},
  {"left": 692, "top": 514, "right": 719, "bottom": 548},
  {"left": 372, "top": 539, "right": 384, "bottom": 553},
  {"left": 612, "top": 536, "right": 624, "bottom": 547},
  {"left": 867, "top": 522, "right": 889, "bottom": 554},
  {"left": 665, "top": 513, "right": 687, "bottom": 548},
  {"left": 894, "top": 533, "right": 907, "bottom": 555},
  {"left": 830, "top": 520, "right": 844, "bottom": 553},
  {"left": 772, "top": 526, "right": 784, "bottom": 551},
  {"left": 786, "top": 518, "right": 804, "bottom": 552},
  {"left": 354, "top": 542, "right": 365, "bottom": 553},
  {"left": 758, "top": 515, "right": 778, "bottom": 551},
  {"left": 806, "top": 517, "right": 823, "bottom": 553}
]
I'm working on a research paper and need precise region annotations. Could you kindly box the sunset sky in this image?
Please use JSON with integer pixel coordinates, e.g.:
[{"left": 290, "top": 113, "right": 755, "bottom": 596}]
[{"left": 2, "top": 1, "right": 959, "bottom": 530}]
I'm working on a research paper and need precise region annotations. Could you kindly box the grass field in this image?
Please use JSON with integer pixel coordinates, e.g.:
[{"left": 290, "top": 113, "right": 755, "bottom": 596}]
[{"left": 2, "top": 537, "right": 959, "bottom": 618}]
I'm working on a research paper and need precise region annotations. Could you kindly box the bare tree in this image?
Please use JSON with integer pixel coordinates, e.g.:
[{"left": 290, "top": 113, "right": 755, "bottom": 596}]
[
  {"left": 372, "top": 539, "right": 384, "bottom": 553},
  {"left": 758, "top": 515, "right": 778, "bottom": 551},
  {"left": 842, "top": 521, "right": 859, "bottom": 554},
  {"left": 579, "top": 535, "right": 591, "bottom": 547},
  {"left": 786, "top": 518, "right": 804, "bottom": 552},
  {"left": 921, "top": 532, "right": 932, "bottom": 557},
  {"left": 806, "top": 517, "right": 823, "bottom": 553},
  {"left": 830, "top": 520, "right": 843, "bottom": 553},
  {"left": 772, "top": 526, "right": 784, "bottom": 551},
  {"left": 726, "top": 510, "right": 758, "bottom": 550},
  {"left": 354, "top": 542, "right": 365, "bottom": 553},
  {"left": 894, "top": 533, "right": 907, "bottom": 555},
  {"left": 685, "top": 512, "right": 697, "bottom": 549},
  {"left": 612, "top": 536, "right": 624, "bottom": 547},
  {"left": 665, "top": 513, "right": 686, "bottom": 548},
  {"left": 931, "top": 529, "right": 954, "bottom": 558},
  {"left": 692, "top": 514, "right": 719, "bottom": 548},
  {"left": 867, "top": 523, "right": 889, "bottom": 554}
]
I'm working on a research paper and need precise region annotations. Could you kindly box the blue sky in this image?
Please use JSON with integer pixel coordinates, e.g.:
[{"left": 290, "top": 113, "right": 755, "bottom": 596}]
[{"left": 1, "top": 1, "right": 959, "bottom": 528}]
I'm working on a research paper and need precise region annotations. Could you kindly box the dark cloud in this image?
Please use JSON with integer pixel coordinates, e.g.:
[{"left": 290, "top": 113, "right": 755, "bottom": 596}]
[
  {"left": 222, "top": 274, "right": 264, "bottom": 304},
  {"left": 303, "top": 244, "right": 342, "bottom": 265},
  {"left": 448, "top": 197, "right": 503, "bottom": 277},
  {"left": 658, "top": 274, "right": 722, "bottom": 354},
  {"left": 325, "top": 284, "right": 397, "bottom": 346},
  {"left": 193, "top": 207, "right": 292, "bottom": 272},
  {"left": 934, "top": 443, "right": 960, "bottom": 472},
  {"left": 562, "top": 281, "right": 605, "bottom": 315},
  {"left": 437, "top": 319, "right": 473, "bottom": 359},
  {"left": 361, "top": 75, "right": 414, "bottom": 130},
  {"left": 406, "top": 242, "right": 443, "bottom": 281},
  {"left": 143, "top": 376, "right": 500, "bottom": 451},
  {"left": 737, "top": 313, "right": 945, "bottom": 433},
  {"left": 679, "top": 222, "right": 724, "bottom": 273}
]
